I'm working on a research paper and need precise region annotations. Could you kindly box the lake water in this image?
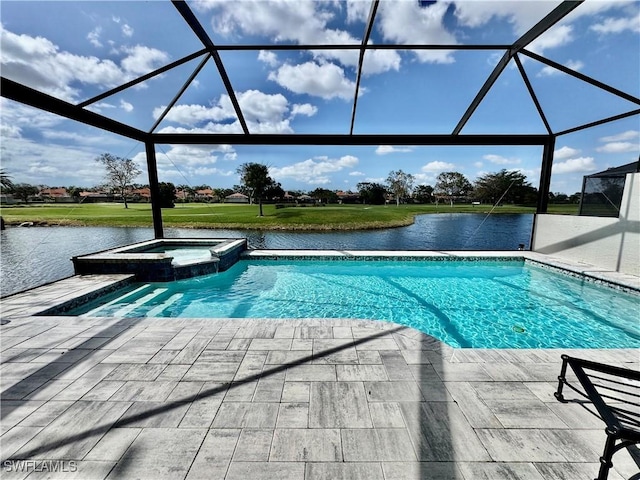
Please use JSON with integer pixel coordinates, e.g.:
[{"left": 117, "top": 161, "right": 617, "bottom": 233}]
[{"left": 0, "top": 213, "right": 533, "bottom": 296}]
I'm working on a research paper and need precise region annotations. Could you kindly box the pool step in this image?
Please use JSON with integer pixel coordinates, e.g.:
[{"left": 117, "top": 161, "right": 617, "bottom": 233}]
[
  {"left": 110, "top": 287, "right": 169, "bottom": 317},
  {"left": 145, "top": 293, "right": 183, "bottom": 317},
  {"left": 81, "top": 284, "right": 154, "bottom": 317}
]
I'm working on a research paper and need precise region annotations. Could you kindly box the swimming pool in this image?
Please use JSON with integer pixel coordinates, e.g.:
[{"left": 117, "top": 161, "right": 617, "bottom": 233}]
[{"left": 65, "top": 258, "right": 640, "bottom": 349}]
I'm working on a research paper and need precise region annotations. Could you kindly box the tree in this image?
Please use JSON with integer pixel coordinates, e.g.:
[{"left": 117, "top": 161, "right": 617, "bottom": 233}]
[
  {"left": 413, "top": 184, "right": 434, "bottom": 204},
  {"left": 386, "top": 169, "right": 415, "bottom": 206},
  {"left": 237, "top": 162, "right": 276, "bottom": 216},
  {"left": 158, "top": 182, "right": 177, "bottom": 208},
  {"left": 434, "top": 172, "right": 473, "bottom": 206},
  {"left": 310, "top": 188, "right": 338, "bottom": 204},
  {"left": 0, "top": 169, "right": 14, "bottom": 192},
  {"left": 474, "top": 169, "right": 534, "bottom": 205},
  {"left": 357, "top": 182, "right": 387, "bottom": 205},
  {"left": 12, "top": 183, "right": 39, "bottom": 203},
  {"left": 265, "top": 181, "right": 285, "bottom": 201},
  {"left": 96, "top": 153, "right": 142, "bottom": 209},
  {"left": 67, "top": 186, "right": 82, "bottom": 202}
]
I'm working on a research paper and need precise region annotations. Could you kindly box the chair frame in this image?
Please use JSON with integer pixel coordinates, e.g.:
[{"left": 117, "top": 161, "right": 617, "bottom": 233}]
[{"left": 555, "top": 354, "right": 640, "bottom": 480}]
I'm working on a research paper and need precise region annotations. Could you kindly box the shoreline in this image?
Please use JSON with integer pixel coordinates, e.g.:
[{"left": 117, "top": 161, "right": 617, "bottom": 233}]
[{"left": 0, "top": 217, "right": 417, "bottom": 231}]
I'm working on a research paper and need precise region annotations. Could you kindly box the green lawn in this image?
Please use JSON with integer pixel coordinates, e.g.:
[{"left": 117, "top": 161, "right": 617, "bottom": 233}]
[{"left": 0, "top": 202, "right": 579, "bottom": 230}]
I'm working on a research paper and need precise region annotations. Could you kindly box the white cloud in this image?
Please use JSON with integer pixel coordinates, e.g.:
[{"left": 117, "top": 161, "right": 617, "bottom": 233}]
[
  {"left": 131, "top": 145, "right": 236, "bottom": 184},
  {"left": 596, "top": 142, "right": 638, "bottom": 154},
  {"left": 141, "top": 145, "right": 223, "bottom": 168},
  {"left": 0, "top": 26, "right": 169, "bottom": 102},
  {"left": 538, "top": 59, "right": 584, "bottom": 77},
  {"left": 1, "top": 99, "right": 64, "bottom": 130},
  {"left": 40, "top": 130, "right": 113, "bottom": 145},
  {"left": 364, "top": 176, "right": 385, "bottom": 184},
  {"left": 291, "top": 103, "right": 318, "bottom": 117},
  {"left": 87, "top": 27, "right": 102, "bottom": 48},
  {"left": 377, "top": 1, "right": 457, "bottom": 64},
  {"left": 85, "top": 102, "right": 117, "bottom": 114},
  {"left": 258, "top": 50, "right": 279, "bottom": 67},
  {"left": 346, "top": 0, "right": 370, "bottom": 23},
  {"left": 554, "top": 146, "right": 581, "bottom": 160},
  {"left": 268, "top": 61, "right": 357, "bottom": 100},
  {"left": 120, "top": 45, "right": 169, "bottom": 76},
  {"left": 421, "top": 161, "right": 455, "bottom": 172},
  {"left": 270, "top": 155, "right": 359, "bottom": 184},
  {"left": 155, "top": 103, "right": 231, "bottom": 126},
  {"left": 375, "top": 145, "right": 413, "bottom": 155},
  {"left": 122, "top": 24, "right": 134, "bottom": 37},
  {"left": 195, "top": 0, "right": 401, "bottom": 74},
  {"left": 528, "top": 24, "right": 574, "bottom": 55},
  {"left": 600, "top": 130, "right": 639, "bottom": 142},
  {"left": 157, "top": 90, "right": 299, "bottom": 133},
  {"left": 0, "top": 123, "right": 22, "bottom": 138},
  {"left": 1, "top": 132, "right": 132, "bottom": 186},
  {"left": 552, "top": 156, "right": 597, "bottom": 174},
  {"left": 590, "top": 13, "right": 640, "bottom": 34},
  {"left": 157, "top": 123, "right": 244, "bottom": 135},
  {"left": 349, "top": 171, "right": 365, "bottom": 176},
  {"left": 454, "top": 1, "right": 556, "bottom": 34},
  {"left": 120, "top": 100, "right": 133, "bottom": 112},
  {"left": 413, "top": 173, "right": 436, "bottom": 185},
  {"left": 483, "top": 154, "right": 521, "bottom": 165},
  {"left": 473, "top": 161, "right": 483, "bottom": 168}
]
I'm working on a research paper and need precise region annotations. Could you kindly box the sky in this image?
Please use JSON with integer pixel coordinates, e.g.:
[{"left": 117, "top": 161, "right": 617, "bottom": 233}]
[{"left": 1, "top": 0, "right": 638, "bottom": 195}]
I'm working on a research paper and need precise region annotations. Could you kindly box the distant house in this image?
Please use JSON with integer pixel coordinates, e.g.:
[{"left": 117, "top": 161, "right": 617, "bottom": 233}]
[
  {"left": 39, "top": 187, "right": 74, "bottom": 203},
  {"left": 0, "top": 194, "right": 17, "bottom": 205},
  {"left": 297, "top": 194, "right": 315, "bottom": 204},
  {"left": 80, "top": 191, "right": 113, "bottom": 203},
  {"left": 130, "top": 187, "right": 151, "bottom": 200},
  {"left": 176, "top": 189, "right": 191, "bottom": 201},
  {"left": 225, "top": 192, "right": 249, "bottom": 204},
  {"left": 282, "top": 191, "right": 297, "bottom": 202},
  {"left": 39, "top": 187, "right": 69, "bottom": 199},
  {"left": 336, "top": 191, "right": 360, "bottom": 204},
  {"left": 195, "top": 188, "right": 217, "bottom": 202}
]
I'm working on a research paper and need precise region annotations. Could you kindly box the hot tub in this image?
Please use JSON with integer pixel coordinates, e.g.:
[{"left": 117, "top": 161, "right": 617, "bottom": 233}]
[{"left": 72, "top": 238, "right": 247, "bottom": 281}]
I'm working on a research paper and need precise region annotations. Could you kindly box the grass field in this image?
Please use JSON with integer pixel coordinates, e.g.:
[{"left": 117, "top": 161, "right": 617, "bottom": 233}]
[{"left": 0, "top": 202, "right": 579, "bottom": 230}]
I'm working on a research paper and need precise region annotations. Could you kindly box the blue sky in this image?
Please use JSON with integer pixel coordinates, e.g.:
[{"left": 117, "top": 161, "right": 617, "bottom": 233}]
[{"left": 1, "top": 0, "right": 638, "bottom": 195}]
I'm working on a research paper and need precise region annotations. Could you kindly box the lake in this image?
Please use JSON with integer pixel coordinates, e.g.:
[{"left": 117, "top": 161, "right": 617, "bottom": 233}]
[{"left": 0, "top": 213, "right": 533, "bottom": 296}]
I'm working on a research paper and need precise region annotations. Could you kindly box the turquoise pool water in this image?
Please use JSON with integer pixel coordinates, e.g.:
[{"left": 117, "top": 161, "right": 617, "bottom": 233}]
[{"left": 68, "top": 259, "right": 640, "bottom": 349}]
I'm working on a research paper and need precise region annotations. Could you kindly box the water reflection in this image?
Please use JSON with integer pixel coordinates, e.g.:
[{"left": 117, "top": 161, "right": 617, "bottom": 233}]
[{"left": 1, "top": 213, "right": 532, "bottom": 296}]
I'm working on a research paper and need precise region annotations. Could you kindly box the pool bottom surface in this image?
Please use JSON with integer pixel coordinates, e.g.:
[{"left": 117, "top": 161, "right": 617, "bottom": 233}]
[{"left": 67, "top": 259, "right": 640, "bottom": 349}]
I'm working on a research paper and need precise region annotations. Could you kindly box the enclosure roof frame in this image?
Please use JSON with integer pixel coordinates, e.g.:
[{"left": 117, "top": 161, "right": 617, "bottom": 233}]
[{"left": 1, "top": 0, "right": 639, "bottom": 237}]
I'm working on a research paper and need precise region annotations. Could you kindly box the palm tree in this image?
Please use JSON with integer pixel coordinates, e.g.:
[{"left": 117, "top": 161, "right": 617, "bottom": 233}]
[{"left": 0, "top": 169, "right": 14, "bottom": 191}]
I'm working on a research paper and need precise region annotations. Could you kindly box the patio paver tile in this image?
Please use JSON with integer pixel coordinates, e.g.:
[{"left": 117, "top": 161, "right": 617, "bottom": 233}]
[
  {"left": 382, "top": 462, "right": 464, "bottom": 480},
  {"left": 105, "top": 428, "right": 206, "bottom": 480},
  {"left": 225, "top": 462, "right": 305, "bottom": 480},
  {"left": 232, "top": 428, "right": 273, "bottom": 461},
  {"left": 185, "top": 429, "right": 239, "bottom": 480},
  {"left": 310, "top": 381, "right": 372, "bottom": 428},
  {"left": 306, "top": 462, "right": 384, "bottom": 480},
  {"left": 270, "top": 428, "right": 342, "bottom": 461},
  {"left": 342, "top": 428, "right": 416, "bottom": 462}
]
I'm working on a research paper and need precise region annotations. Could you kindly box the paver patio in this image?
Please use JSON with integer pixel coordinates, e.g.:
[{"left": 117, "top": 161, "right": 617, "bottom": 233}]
[{"left": 1, "top": 253, "right": 638, "bottom": 479}]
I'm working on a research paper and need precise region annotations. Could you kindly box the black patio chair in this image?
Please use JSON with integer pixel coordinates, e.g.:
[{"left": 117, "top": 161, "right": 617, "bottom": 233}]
[{"left": 555, "top": 354, "right": 640, "bottom": 480}]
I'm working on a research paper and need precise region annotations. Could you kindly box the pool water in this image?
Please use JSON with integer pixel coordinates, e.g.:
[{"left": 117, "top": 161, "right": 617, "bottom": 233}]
[
  {"left": 143, "top": 246, "right": 214, "bottom": 264},
  {"left": 68, "top": 259, "right": 640, "bottom": 349}
]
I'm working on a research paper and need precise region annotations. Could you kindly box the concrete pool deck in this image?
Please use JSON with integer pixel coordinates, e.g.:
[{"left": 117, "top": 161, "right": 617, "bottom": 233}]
[{"left": 1, "top": 251, "right": 638, "bottom": 479}]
